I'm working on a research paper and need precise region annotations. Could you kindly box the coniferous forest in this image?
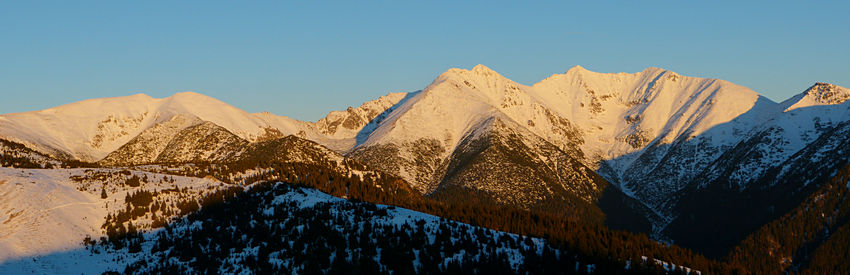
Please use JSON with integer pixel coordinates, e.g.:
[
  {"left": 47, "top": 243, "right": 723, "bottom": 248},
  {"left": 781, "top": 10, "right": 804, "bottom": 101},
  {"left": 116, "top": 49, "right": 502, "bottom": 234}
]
[
  {"left": 6, "top": 133, "right": 850, "bottom": 274},
  {"left": 108, "top": 181, "right": 703, "bottom": 275},
  {"left": 90, "top": 156, "right": 738, "bottom": 274}
]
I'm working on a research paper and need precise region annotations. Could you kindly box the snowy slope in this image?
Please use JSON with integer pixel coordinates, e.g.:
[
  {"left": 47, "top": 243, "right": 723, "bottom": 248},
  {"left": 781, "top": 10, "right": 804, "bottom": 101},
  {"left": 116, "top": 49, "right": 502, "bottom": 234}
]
[
  {"left": 5, "top": 65, "right": 850, "bottom": 251},
  {"left": 350, "top": 66, "right": 590, "bottom": 190},
  {"left": 0, "top": 93, "right": 299, "bottom": 162},
  {"left": 0, "top": 168, "right": 105, "bottom": 262},
  {"left": 343, "top": 65, "right": 850, "bottom": 240},
  {"left": 349, "top": 66, "right": 513, "bottom": 193},
  {"left": 533, "top": 66, "right": 769, "bottom": 164},
  {"left": 674, "top": 82, "right": 850, "bottom": 195},
  {"left": 783, "top": 82, "right": 850, "bottom": 112},
  {"left": 104, "top": 124, "right": 384, "bottom": 182},
  {"left": 692, "top": 84, "right": 850, "bottom": 193},
  {"left": 426, "top": 115, "right": 608, "bottom": 221},
  {"left": 0, "top": 167, "right": 228, "bottom": 271},
  {"left": 531, "top": 66, "right": 774, "bottom": 206},
  {"left": 0, "top": 138, "right": 62, "bottom": 168},
  {"left": 314, "top": 92, "right": 408, "bottom": 139},
  {"left": 99, "top": 114, "right": 204, "bottom": 166},
  {"left": 0, "top": 91, "right": 407, "bottom": 163},
  {"left": 661, "top": 84, "right": 850, "bottom": 255},
  {"left": 348, "top": 65, "right": 770, "bottom": 207},
  {"left": 121, "top": 182, "right": 574, "bottom": 274},
  {"left": 152, "top": 121, "right": 249, "bottom": 164}
]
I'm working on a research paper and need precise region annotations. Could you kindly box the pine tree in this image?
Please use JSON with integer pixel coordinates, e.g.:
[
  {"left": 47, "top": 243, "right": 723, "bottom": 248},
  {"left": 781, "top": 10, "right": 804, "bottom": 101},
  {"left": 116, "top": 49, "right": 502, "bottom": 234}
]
[
  {"left": 101, "top": 188, "right": 108, "bottom": 199},
  {"left": 127, "top": 221, "right": 137, "bottom": 237},
  {"left": 128, "top": 239, "right": 142, "bottom": 253}
]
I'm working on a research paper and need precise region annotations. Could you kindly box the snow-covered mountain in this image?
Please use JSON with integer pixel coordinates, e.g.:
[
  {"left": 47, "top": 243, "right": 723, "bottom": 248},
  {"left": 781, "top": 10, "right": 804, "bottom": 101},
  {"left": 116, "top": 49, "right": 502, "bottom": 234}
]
[
  {"left": 3, "top": 65, "right": 850, "bottom": 260},
  {"left": 343, "top": 65, "right": 774, "bottom": 227},
  {"left": 340, "top": 65, "right": 850, "bottom": 253},
  {"left": 0, "top": 92, "right": 299, "bottom": 162},
  {"left": 688, "top": 83, "right": 850, "bottom": 192},
  {"left": 662, "top": 83, "right": 850, "bottom": 256},
  {"left": 98, "top": 114, "right": 205, "bottom": 166},
  {"left": 0, "top": 91, "right": 407, "bottom": 163},
  {"left": 101, "top": 120, "right": 389, "bottom": 180},
  {"left": 0, "top": 167, "right": 229, "bottom": 271},
  {"left": 314, "top": 92, "right": 409, "bottom": 139}
]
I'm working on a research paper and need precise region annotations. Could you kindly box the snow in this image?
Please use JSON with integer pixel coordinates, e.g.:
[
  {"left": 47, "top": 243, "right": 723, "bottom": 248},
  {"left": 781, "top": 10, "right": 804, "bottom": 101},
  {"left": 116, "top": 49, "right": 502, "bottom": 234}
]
[
  {"left": 3, "top": 65, "right": 850, "bottom": 257},
  {"left": 313, "top": 92, "right": 408, "bottom": 139},
  {"left": 0, "top": 248, "right": 127, "bottom": 275},
  {"left": 0, "top": 168, "right": 105, "bottom": 262},
  {"left": 783, "top": 83, "right": 850, "bottom": 112},
  {"left": 349, "top": 64, "right": 772, "bottom": 199},
  {"left": 0, "top": 91, "right": 407, "bottom": 162},
  {"left": 109, "top": 180, "right": 562, "bottom": 274},
  {"left": 0, "top": 167, "right": 229, "bottom": 274},
  {"left": 339, "top": 64, "right": 850, "bottom": 235},
  {"left": 533, "top": 67, "right": 767, "bottom": 174},
  {"left": 641, "top": 256, "right": 701, "bottom": 275},
  {"left": 269, "top": 184, "right": 552, "bottom": 271}
]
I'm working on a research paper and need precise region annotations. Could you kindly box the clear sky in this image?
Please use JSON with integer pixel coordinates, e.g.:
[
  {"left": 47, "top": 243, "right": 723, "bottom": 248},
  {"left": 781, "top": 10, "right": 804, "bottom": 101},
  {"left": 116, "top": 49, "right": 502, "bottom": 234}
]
[{"left": 2, "top": 1, "right": 848, "bottom": 121}]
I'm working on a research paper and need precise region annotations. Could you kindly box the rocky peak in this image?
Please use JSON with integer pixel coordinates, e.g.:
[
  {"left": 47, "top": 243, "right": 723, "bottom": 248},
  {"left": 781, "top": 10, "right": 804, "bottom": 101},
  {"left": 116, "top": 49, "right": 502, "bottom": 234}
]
[
  {"left": 782, "top": 82, "right": 850, "bottom": 112},
  {"left": 805, "top": 82, "right": 850, "bottom": 105},
  {"left": 438, "top": 64, "right": 510, "bottom": 83},
  {"left": 313, "top": 92, "right": 408, "bottom": 137}
]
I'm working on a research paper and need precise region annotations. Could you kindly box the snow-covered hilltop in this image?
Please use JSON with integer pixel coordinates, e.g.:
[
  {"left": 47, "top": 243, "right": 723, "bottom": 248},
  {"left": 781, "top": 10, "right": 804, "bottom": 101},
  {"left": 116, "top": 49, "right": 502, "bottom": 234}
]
[
  {"left": 3, "top": 65, "right": 849, "bottom": 260},
  {"left": 342, "top": 65, "right": 850, "bottom": 248},
  {"left": 0, "top": 92, "right": 298, "bottom": 162},
  {"left": 346, "top": 65, "right": 776, "bottom": 217},
  {"left": 0, "top": 91, "right": 406, "bottom": 163},
  {"left": 0, "top": 167, "right": 230, "bottom": 272}
]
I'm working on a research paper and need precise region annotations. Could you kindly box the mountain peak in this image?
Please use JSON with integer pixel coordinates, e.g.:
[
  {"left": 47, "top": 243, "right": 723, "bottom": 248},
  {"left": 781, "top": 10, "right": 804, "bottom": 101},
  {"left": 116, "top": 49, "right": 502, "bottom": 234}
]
[
  {"left": 640, "top": 67, "right": 668, "bottom": 75},
  {"left": 161, "top": 91, "right": 235, "bottom": 111},
  {"left": 783, "top": 82, "right": 850, "bottom": 112},
  {"left": 804, "top": 83, "right": 850, "bottom": 105},
  {"left": 563, "top": 66, "right": 672, "bottom": 78},
  {"left": 471, "top": 64, "right": 497, "bottom": 75},
  {"left": 169, "top": 91, "right": 213, "bottom": 100},
  {"left": 565, "top": 65, "right": 588, "bottom": 74},
  {"left": 128, "top": 93, "right": 154, "bottom": 99},
  {"left": 435, "top": 65, "right": 511, "bottom": 88}
]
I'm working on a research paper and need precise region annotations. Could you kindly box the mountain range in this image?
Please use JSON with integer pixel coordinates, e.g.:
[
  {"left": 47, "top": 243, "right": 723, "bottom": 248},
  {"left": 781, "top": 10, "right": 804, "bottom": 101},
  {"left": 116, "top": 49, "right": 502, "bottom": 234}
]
[{"left": 2, "top": 65, "right": 849, "bottom": 273}]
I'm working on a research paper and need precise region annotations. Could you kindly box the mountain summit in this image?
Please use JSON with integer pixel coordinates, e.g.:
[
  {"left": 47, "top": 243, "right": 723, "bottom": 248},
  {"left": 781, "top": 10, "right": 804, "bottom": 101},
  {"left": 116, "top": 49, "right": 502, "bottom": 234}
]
[
  {"left": 0, "top": 92, "right": 306, "bottom": 161},
  {"left": 783, "top": 82, "right": 850, "bottom": 112},
  {"left": 0, "top": 90, "right": 410, "bottom": 162},
  {"left": 3, "top": 65, "right": 849, "bottom": 260},
  {"left": 344, "top": 66, "right": 850, "bottom": 256}
]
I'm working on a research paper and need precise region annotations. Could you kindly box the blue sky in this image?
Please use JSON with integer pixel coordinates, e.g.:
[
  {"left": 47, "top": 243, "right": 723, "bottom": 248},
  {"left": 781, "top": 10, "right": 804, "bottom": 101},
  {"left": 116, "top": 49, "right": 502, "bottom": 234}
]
[{"left": 2, "top": 1, "right": 848, "bottom": 121}]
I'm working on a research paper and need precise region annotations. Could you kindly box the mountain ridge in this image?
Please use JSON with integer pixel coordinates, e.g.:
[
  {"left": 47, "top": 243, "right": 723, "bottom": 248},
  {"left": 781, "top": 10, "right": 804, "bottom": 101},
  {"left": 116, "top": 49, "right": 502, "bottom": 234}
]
[
  {"left": 0, "top": 90, "right": 409, "bottom": 162},
  {"left": 3, "top": 65, "right": 850, "bottom": 260}
]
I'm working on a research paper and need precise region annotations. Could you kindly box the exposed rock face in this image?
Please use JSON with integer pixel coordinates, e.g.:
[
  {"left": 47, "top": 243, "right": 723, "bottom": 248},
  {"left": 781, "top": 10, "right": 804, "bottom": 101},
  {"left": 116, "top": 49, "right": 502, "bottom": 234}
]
[{"left": 153, "top": 122, "right": 249, "bottom": 164}]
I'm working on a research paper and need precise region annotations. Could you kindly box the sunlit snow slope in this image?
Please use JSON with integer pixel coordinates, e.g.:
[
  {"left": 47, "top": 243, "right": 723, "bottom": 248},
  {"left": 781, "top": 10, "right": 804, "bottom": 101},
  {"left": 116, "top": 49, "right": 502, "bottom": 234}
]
[
  {"left": 4, "top": 65, "right": 850, "bottom": 245},
  {"left": 0, "top": 92, "right": 407, "bottom": 162},
  {"left": 345, "top": 65, "right": 850, "bottom": 239},
  {"left": 349, "top": 65, "right": 768, "bottom": 206},
  {"left": 0, "top": 168, "right": 227, "bottom": 264}
]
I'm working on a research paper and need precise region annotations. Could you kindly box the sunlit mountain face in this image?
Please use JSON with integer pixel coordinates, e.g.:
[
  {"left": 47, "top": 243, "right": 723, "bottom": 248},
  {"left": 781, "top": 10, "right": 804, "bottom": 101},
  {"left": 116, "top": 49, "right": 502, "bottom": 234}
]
[{"left": 2, "top": 66, "right": 850, "bottom": 274}]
